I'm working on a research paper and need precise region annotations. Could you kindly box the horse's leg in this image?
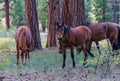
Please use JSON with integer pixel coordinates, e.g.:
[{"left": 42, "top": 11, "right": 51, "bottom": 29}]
[
  {"left": 112, "top": 39, "right": 118, "bottom": 51},
  {"left": 95, "top": 41, "right": 101, "bottom": 55},
  {"left": 27, "top": 49, "right": 31, "bottom": 64},
  {"left": 62, "top": 48, "right": 66, "bottom": 68},
  {"left": 70, "top": 47, "right": 75, "bottom": 67},
  {"left": 82, "top": 44, "right": 88, "bottom": 66},
  {"left": 110, "top": 37, "right": 118, "bottom": 56},
  {"left": 16, "top": 44, "right": 19, "bottom": 65},
  {"left": 88, "top": 41, "right": 94, "bottom": 57},
  {"left": 76, "top": 46, "right": 82, "bottom": 54},
  {"left": 24, "top": 51, "right": 27, "bottom": 65},
  {"left": 21, "top": 51, "right": 24, "bottom": 65}
]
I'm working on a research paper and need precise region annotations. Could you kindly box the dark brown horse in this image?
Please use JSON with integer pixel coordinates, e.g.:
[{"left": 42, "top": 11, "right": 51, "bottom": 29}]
[
  {"left": 79, "top": 22, "right": 120, "bottom": 55},
  {"left": 15, "top": 26, "right": 34, "bottom": 65},
  {"left": 56, "top": 23, "right": 93, "bottom": 68}
]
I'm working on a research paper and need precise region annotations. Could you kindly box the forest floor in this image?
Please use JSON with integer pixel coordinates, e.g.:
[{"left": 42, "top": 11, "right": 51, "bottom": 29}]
[{"left": 0, "top": 48, "right": 120, "bottom": 81}]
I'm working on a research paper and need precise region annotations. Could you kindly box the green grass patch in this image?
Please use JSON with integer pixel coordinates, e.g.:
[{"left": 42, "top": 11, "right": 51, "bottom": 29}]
[
  {"left": 41, "top": 37, "right": 47, "bottom": 48},
  {"left": 0, "top": 36, "right": 47, "bottom": 53},
  {"left": 0, "top": 37, "right": 16, "bottom": 53},
  {"left": 0, "top": 50, "right": 62, "bottom": 73}
]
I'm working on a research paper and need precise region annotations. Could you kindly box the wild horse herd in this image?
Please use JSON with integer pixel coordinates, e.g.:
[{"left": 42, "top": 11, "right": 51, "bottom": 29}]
[
  {"left": 15, "top": 22, "right": 120, "bottom": 68},
  {"left": 56, "top": 22, "right": 120, "bottom": 68}
]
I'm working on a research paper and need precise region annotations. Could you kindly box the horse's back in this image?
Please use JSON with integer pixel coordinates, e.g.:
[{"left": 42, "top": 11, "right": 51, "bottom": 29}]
[
  {"left": 72, "top": 26, "right": 92, "bottom": 42},
  {"left": 79, "top": 26, "right": 92, "bottom": 41},
  {"left": 88, "top": 22, "right": 118, "bottom": 41},
  {"left": 15, "top": 26, "right": 32, "bottom": 42},
  {"left": 15, "top": 26, "right": 33, "bottom": 49}
]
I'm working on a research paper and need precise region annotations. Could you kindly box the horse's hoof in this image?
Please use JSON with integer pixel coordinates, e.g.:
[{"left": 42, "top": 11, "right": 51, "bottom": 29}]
[
  {"left": 23, "top": 63, "right": 26, "bottom": 66},
  {"left": 59, "top": 51, "right": 63, "bottom": 54},
  {"left": 62, "top": 65, "right": 65, "bottom": 69},
  {"left": 83, "top": 63, "right": 85, "bottom": 66},
  {"left": 16, "top": 62, "right": 19, "bottom": 66},
  {"left": 89, "top": 53, "right": 94, "bottom": 57},
  {"left": 83, "top": 62, "right": 88, "bottom": 68},
  {"left": 83, "top": 62, "right": 87, "bottom": 66},
  {"left": 73, "top": 63, "right": 75, "bottom": 67},
  {"left": 91, "top": 55, "right": 94, "bottom": 57},
  {"left": 28, "top": 60, "right": 31, "bottom": 64},
  {"left": 73, "top": 65, "right": 75, "bottom": 68}
]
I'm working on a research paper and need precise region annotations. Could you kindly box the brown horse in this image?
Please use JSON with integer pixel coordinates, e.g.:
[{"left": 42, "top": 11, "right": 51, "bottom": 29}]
[
  {"left": 15, "top": 26, "right": 34, "bottom": 65},
  {"left": 56, "top": 23, "right": 92, "bottom": 68},
  {"left": 79, "top": 22, "right": 119, "bottom": 55}
]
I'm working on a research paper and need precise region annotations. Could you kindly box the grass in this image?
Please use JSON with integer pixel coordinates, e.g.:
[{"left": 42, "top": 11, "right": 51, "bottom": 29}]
[
  {"left": 0, "top": 32, "right": 120, "bottom": 80},
  {"left": 0, "top": 37, "right": 47, "bottom": 53},
  {"left": 41, "top": 37, "right": 47, "bottom": 48},
  {"left": 0, "top": 37, "right": 16, "bottom": 53},
  {"left": 0, "top": 49, "right": 80, "bottom": 74}
]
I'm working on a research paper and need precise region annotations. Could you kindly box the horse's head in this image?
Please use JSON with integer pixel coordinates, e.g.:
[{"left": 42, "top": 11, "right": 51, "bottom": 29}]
[
  {"left": 56, "top": 22, "right": 70, "bottom": 41},
  {"left": 56, "top": 22, "right": 64, "bottom": 41}
]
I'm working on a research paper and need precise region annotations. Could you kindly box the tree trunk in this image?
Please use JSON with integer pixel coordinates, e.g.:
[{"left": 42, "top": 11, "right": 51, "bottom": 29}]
[
  {"left": 62, "top": 0, "right": 85, "bottom": 27},
  {"left": 73, "top": 0, "right": 85, "bottom": 26},
  {"left": 102, "top": 0, "right": 106, "bottom": 22},
  {"left": 24, "top": 0, "right": 42, "bottom": 50},
  {"left": 62, "top": 0, "right": 73, "bottom": 26},
  {"left": 112, "top": 0, "right": 119, "bottom": 23},
  {"left": 46, "top": 0, "right": 60, "bottom": 47},
  {"left": 5, "top": 0, "right": 10, "bottom": 29}
]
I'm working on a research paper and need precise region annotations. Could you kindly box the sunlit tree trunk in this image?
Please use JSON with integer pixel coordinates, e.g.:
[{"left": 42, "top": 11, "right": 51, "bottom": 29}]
[
  {"left": 5, "top": 0, "right": 10, "bottom": 29},
  {"left": 24, "top": 0, "right": 42, "bottom": 50},
  {"left": 46, "top": 0, "right": 60, "bottom": 47}
]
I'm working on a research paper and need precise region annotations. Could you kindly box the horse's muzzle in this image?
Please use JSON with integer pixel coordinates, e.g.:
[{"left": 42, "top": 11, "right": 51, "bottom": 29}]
[
  {"left": 59, "top": 51, "right": 63, "bottom": 54},
  {"left": 58, "top": 37, "right": 63, "bottom": 41}
]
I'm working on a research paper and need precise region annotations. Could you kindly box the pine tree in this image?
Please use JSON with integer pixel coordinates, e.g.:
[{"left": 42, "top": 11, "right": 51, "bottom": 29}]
[
  {"left": 85, "top": 0, "right": 93, "bottom": 22},
  {"left": 5, "top": 0, "right": 10, "bottom": 29},
  {"left": 25, "top": 0, "right": 42, "bottom": 50},
  {"left": 11, "top": 0, "right": 25, "bottom": 27},
  {"left": 92, "top": 0, "right": 112, "bottom": 22},
  {"left": 37, "top": 0, "right": 48, "bottom": 32}
]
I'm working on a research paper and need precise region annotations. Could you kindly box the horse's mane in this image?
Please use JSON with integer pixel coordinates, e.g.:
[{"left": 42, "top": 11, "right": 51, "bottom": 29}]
[
  {"left": 79, "top": 22, "right": 91, "bottom": 27},
  {"left": 64, "top": 25, "right": 70, "bottom": 34}
]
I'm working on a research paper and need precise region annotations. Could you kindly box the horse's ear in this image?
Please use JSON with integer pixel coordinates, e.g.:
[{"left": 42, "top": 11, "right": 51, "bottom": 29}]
[
  {"left": 62, "top": 21, "right": 64, "bottom": 26},
  {"left": 56, "top": 22, "right": 59, "bottom": 26},
  {"left": 85, "top": 21, "right": 90, "bottom": 26}
]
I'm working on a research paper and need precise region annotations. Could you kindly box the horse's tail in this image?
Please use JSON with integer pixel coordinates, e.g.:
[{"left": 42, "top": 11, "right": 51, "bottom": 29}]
[{"left": 117, "top": 25, "right": 120, "bottom": 48}]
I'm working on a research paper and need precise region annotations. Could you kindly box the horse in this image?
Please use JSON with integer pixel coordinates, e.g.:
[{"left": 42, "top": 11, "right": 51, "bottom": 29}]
[
  {"left": 15, "top": 26, "right": 34, "bottom": 65},
  {"left": 56, "top": 22, "right": 93, "bottom": 68},
  {"left": 78, "top": 22, "right": 120, "bottom": 55}
]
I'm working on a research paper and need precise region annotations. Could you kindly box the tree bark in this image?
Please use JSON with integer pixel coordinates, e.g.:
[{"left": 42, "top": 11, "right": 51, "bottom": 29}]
[
  {"left": 112, "top": 0, "right": 119, "bottom": 23},
  {"left": 24, "top": 0, "right": 42, "bottom": 50},
  {"left": 5, "top": 0, "right": 10, "bottom": 29},
  {"left": 62, "top": 0, "right": 85, "bottom": 27},
  {"left": 46, "top": 0, "right": 60, "bottom": 47}
]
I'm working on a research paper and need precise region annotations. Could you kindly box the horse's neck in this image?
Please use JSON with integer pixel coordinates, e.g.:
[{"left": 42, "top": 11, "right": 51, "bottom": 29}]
[{"left": 63, "top": 29, "right": 73, "bottom": 42}]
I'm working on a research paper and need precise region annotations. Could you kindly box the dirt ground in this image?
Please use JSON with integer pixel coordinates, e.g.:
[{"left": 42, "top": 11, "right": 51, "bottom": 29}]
[{"left": 1, "top": 66, "right": 120, "bottom": 81}]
